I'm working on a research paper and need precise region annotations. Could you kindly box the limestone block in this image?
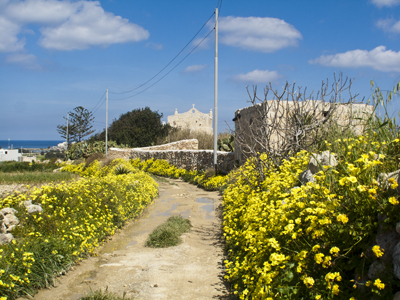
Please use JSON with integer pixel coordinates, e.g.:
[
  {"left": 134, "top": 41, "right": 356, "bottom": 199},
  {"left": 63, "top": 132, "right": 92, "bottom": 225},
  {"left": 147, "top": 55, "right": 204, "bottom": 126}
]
[
  {"left": 300, "top": 169, "right": 315, "bottom": 184},
  {"left": 3, "top": 214, "right": 19, "bottom": 228},
  {"left": 0, "top": 207, "right": 17, "bottom": 216},
  {"left": 308, "top": 151, "right": 337, "bottom": 174},
  {"left": 26, "top": 204, "right": 43, "bottom": 214},
  {"left": 0, "top": 233, "right": 14, "bottom": 245}
]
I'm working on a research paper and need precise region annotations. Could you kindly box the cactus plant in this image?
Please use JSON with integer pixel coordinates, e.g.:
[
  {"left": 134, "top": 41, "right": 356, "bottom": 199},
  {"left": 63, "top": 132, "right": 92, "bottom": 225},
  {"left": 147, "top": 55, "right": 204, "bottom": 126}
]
[{"left": 217, "top": 135, "right": 234, "bottom": 152}]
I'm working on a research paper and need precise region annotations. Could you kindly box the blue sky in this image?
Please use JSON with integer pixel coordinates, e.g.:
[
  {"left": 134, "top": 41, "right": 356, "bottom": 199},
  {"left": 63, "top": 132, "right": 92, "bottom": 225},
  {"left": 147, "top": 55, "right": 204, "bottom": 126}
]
[{"left": 1, "top": 0, "right": 400, "bottom": 140}]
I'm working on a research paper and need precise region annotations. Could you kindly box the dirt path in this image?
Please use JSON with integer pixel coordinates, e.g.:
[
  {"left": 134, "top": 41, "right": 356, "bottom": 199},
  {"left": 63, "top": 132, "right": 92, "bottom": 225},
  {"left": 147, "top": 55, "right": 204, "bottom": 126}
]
[{"left": 31, "top": 178, "right": 230, "bottom": 300}]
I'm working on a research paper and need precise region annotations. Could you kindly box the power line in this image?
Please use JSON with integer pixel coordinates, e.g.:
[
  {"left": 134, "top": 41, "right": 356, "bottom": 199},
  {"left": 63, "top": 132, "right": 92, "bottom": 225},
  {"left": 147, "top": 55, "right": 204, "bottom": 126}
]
[
  {"left": 109, "top": 12, "right": 215, "bottom": 95},
  {"left": 91, "top": 91, "right": 106, "bottom": 113},
  {"left": 110, "top": 28, "right": 215, "bottom": 101}
]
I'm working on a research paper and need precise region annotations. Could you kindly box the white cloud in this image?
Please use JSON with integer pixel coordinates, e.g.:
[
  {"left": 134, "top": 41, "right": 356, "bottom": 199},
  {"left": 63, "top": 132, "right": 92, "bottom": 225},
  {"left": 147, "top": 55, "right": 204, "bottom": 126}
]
[
  {"left": 0, "top": 16, "right": 25, "bottom": 52},
  {"left": 5, "top": 0, "right": 77, "bottom": 24},
  {"left": 0, "top": 0, "right": 149, "bottom": 53},
  {"left": 183, "top": 65, "right": 206, "bottom": 73},
  {"left": 371, "top": 0, "right": 400, "bottom": 7},
  {"left": 309, "top": 46, "right": 400, "bottom": 72},
  {"left": 376, "top": 18, "right": 400, "bottom": 33},
  {"left": 218, "top": 16, "right": 302, "bottom": 53},
  {"left": 6, "top": 53, "right": 41, "bottom": 70},
  {"left": 233, "top": 69, "right": 281, "bottom": 83},
  {"left": 39, "top": 1, "right": 149, "bottom": 50}
]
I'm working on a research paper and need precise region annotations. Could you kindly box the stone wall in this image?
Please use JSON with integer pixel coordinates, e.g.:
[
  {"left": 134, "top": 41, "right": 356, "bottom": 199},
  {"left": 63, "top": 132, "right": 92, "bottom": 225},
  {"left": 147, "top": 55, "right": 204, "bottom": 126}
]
[{"left": 108, "top": 139, "right": 234, "bottom": 173}]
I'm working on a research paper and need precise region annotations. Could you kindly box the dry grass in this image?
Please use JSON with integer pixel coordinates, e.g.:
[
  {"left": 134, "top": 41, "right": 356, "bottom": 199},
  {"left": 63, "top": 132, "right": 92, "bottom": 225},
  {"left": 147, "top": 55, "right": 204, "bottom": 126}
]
[{"left": 157, "top": 128, "right": 214, "bottom": 149}]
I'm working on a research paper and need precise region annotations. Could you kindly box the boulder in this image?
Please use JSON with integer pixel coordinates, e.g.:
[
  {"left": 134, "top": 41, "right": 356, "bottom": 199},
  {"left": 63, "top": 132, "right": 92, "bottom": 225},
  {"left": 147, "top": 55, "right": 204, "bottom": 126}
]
[
  {"left": 0, "top": 207, "right": 17, "bottom": 216},
  {"left": 393, "top": 242, "right": 400, "bottom": 279},
  {"left": 23, "top": 200, "right": 32, "bottom": 207},
  {"left": 0, "top": 233, "right": 14, "bottom": 245},
  {"left": 394, "top": 291, "right": 400, "bottom": 300},
  {"left": 377, "top": 169, "right": 400, "bottom": 194},
  {"left": 375, "top": 228, "right": 400, "bottom": 263},
  {"left": 26, "top": 204, "right": 43, "bottom": 214},
  {"left": 308, "top": 151, "right": 337, "bottom": 174},
  {"left": 368, "top": 260, "right": 386, "bottom": 279},
  {"left": 300, "top": 169, "right": 315, "bottom": 184}
]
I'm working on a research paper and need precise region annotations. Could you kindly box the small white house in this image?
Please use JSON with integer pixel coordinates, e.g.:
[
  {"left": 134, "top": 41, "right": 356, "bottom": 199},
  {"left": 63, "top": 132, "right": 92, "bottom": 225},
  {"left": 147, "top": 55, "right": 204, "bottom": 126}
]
[{"left": 0, "top": 149, "right": 22, "bottom": 162}]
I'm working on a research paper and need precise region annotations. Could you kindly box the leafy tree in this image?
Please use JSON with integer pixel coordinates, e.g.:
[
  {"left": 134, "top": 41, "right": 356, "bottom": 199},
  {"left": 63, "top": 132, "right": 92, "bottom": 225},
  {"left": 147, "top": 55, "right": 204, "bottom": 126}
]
[
  {"left": 90, "top": 107, "right": 170, "bottom": 147},
  {"left": 57, "top": 106, "right": 95, "bottom": 144}
]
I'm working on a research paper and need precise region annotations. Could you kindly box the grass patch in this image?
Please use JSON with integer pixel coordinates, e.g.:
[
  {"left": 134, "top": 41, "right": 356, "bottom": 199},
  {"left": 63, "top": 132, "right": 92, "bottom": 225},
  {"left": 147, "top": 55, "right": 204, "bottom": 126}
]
[
  {"left": 0, "top": 171, "right": 79, "bottom": 184},
  {"left": 146, "top": 215, "right": 191, "bottom": 248},
  {"left": 79, "top": 287, "right": 131, "bottom": 300},
  {"left": 0, "top": 161, "right": 59, "bottom": 172}
]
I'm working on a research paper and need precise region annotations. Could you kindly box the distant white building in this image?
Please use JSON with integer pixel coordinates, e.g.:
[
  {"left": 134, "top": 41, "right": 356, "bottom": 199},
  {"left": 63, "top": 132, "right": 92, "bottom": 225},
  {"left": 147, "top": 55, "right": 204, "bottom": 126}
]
[{"left": 0, "top": 149, "right": 22, "bottom": 162}]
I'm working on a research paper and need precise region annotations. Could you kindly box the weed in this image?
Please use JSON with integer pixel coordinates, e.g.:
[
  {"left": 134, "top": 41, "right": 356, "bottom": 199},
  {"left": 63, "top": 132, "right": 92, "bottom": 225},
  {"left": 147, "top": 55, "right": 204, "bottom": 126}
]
[
  {"left": 146, "top": 215, "right": 191, "bottom": 248},
  {"left": 79, "top": 287, "right": 131, "bottom": 300}
]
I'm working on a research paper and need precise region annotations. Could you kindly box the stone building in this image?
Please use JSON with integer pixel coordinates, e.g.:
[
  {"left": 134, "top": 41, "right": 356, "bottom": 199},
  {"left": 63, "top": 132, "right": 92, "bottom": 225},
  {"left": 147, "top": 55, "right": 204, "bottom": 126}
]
[
  {"left": 167, "top": 105, "right": 213, "bottom": 135},
  {"left": 233, "top": 100, "right": 374, "bottom": 164}
]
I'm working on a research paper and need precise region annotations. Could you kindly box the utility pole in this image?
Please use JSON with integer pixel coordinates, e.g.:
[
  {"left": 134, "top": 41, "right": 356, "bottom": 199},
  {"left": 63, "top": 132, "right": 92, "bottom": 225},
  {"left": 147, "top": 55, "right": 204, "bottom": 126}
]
[
  {"left": 66, "top": 113, "right": 69, "bottom": 151},
  {"left": 105, "top": 89, "right": 108, "bottom": 157},
  {"left": 213, "top": 7, "right": 218, "bottom": 174}
]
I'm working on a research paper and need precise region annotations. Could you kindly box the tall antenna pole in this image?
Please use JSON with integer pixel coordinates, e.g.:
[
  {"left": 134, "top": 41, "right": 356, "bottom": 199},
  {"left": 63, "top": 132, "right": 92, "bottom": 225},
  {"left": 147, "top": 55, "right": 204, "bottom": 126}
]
[
  {"left": 213, "top": 7, "right": 218, "bottom": 174},
  {"left": 105, "top": 89, "right": 108, "bottom": 157}
]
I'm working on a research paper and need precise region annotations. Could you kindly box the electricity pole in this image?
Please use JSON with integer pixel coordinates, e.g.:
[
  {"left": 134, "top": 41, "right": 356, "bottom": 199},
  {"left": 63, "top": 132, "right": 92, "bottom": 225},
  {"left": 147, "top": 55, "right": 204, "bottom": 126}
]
[
  {"left": 66, "top": 113, "right": 69, "bottom": 151},
  {"left": 105, "top": 89, "right": 108, "bottom": 157},
  {"left": 213, "top": 7, "right": 218, "bottom": 174}
]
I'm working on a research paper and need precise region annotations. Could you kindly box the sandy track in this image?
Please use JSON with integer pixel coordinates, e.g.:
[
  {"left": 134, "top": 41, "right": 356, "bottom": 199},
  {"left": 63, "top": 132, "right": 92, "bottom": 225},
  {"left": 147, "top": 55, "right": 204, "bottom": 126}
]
[{"left": 30, "top": 178, "right": 230, "bottom": 300}]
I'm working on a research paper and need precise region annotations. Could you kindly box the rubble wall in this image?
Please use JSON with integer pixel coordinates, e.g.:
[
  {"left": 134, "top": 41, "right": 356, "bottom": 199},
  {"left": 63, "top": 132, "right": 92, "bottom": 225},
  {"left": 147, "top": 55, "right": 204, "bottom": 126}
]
[{"left": 108, "top": 139, "right": 234, "bottom": 173}]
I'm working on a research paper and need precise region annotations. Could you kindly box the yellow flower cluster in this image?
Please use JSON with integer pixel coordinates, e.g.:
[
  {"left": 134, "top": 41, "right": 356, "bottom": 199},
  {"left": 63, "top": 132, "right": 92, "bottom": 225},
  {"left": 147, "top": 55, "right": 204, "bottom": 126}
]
[
  {"left": 0, "top": 159, "right": 157, "bottom": 299},
  {"left": 222, "top": 135, "right": 400, "bottom": 299},
  {"left": 130, "top": 158, "right": 228, "bottom": 191}
]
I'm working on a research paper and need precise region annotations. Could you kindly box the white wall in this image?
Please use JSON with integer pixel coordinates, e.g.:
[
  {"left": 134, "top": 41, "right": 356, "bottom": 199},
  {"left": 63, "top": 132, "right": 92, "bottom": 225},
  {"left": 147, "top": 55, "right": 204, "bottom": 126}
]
[{"left": 0, "top": 149, "right": 22, "bottom": 162}]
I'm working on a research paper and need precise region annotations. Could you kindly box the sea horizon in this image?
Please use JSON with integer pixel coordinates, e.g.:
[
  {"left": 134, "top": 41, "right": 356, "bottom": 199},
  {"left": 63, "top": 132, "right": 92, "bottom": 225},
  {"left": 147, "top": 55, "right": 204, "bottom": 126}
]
[{"left": 0, "top": 140, "right": 65, "bottom": 149}]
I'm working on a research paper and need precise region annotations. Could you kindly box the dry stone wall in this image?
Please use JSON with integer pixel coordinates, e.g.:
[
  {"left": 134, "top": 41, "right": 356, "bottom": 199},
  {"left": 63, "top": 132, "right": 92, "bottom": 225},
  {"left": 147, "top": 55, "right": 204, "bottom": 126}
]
[{"left": 108, "top": 139, "right": 234, "bottom": 173}]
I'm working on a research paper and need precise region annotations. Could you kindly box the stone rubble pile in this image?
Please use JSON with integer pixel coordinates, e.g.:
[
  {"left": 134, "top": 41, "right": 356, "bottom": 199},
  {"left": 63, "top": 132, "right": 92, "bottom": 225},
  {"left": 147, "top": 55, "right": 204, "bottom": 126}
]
[{"left": 0, "top": 200, "right": 43, "bottom": 245}]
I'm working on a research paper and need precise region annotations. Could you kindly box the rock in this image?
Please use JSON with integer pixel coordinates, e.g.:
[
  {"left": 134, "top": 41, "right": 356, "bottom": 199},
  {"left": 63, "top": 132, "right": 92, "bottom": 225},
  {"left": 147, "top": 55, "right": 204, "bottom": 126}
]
[
  {"left": 392, "top": 242, "right": 400, "bottom": 279},
  {"left": 308, "top": 151, "right": 337, "bottom": 174},
  {"left": 377, "top": 169, "right": 400, "bottom": 193},
  {"left": 375, "top": 228, "right": 400, "bottom": 263},
  {"left": 300, "top": 169, "right": 315, "bottom": 184},
  {"left": 0, "top": 233, "right": 14, "bottom": 244},
  {"left": 396, "top": 222, "right": 400, "bottom": 235},
  {"left": 23, "top": 200, "right": 32, "bottom": 207},
  {"left": 3, "top": 214, "right": 19, "bottom": 229},
  {"left": 394, "top": 291, "right": 400, "bottom": 300},
  {"left": 368, "top": 260, "right": 386, "bottom": 279},
  {"left": 26, "top": 204, "right": 43, "bottom": 214},
  {"left": 0, "top": 207, "right": 17, "bottom": 216}
]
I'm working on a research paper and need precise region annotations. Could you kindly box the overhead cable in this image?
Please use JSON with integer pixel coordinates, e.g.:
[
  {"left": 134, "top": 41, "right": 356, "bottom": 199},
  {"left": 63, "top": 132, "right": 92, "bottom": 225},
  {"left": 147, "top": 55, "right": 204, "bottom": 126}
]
[
  {"left": 109, "top": 12, "right": 215, "bottom": 95},
  {"left": 110, "top": 28, "right": 215, "bottom": 101},
  {"left": 91, "top": 91, "right": 106, "bottom": 113}
]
